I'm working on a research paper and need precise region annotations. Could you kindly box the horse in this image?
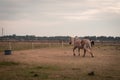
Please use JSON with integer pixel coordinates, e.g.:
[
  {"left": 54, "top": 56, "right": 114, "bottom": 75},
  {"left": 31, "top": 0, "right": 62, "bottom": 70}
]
[{"left": 69, "top": 37, "right": 94, "bottom": 57}]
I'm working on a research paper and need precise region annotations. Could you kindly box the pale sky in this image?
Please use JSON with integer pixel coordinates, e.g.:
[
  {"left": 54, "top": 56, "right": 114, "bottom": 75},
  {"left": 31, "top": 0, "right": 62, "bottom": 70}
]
[{"left": 0, "top": 0, "right": 120, "bottom": 37}]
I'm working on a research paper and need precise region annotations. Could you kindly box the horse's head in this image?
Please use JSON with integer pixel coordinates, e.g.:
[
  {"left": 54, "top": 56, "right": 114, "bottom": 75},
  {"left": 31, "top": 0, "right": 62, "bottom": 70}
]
[
  {"left": 69, "top": 41, "right": 72, "bottom": 45},
  {"left": 69, "top": 37, "right": 74, "bottom": 45}
]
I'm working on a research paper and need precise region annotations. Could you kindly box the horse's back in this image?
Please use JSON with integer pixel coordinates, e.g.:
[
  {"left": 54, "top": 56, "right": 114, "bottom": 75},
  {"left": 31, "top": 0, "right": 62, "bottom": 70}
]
[{"left": 74, "top": 39, "right": 81, "bottom": 47}]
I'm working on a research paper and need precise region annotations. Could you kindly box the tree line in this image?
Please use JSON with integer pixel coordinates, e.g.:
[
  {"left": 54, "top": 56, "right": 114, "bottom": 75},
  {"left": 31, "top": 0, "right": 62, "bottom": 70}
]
[{"left": 0, "top": 34, "right": 120, "bottom": 42}]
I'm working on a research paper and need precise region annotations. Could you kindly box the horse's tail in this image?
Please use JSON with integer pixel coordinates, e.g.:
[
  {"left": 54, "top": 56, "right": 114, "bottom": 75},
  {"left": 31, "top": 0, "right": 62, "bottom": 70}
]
[{"left": 91, "top": 40, "right": 95, "bottom": 47}]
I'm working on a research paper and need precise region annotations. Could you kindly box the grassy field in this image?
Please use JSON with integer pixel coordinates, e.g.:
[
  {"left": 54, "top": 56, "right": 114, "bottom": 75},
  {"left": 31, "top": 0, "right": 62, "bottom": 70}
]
[{"left": 0, "top": 42, "right": 120, "bottom": 80}]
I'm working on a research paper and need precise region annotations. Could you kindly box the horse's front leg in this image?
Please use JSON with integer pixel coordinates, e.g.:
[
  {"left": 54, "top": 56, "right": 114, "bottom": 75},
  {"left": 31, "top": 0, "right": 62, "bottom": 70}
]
[{"left": 73, "top": 46, "right": 77, "bottom": 56}]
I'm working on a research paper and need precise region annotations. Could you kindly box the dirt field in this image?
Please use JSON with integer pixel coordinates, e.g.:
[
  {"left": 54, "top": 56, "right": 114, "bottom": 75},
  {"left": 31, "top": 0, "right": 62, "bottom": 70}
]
[{"left": 0, "top": 43, "right": 120, "bottom": 80}]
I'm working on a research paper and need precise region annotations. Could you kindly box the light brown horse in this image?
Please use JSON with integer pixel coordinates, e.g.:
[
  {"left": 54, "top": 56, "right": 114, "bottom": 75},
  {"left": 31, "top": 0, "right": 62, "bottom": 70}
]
[{"left": 69, "top": 37, "right": 94, "bottom": 57}]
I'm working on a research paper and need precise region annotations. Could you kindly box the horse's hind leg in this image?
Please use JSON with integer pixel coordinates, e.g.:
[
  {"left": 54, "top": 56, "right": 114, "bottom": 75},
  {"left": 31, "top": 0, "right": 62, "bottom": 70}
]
[
  {"left": 88, "top": 48, "right": 94, "bottom": 57},
  {"left": 90, "top": 51, "right": 94, "bottom": 58},
  {"left": 86, "top": 49, "right": 94, "bottom": 57}
]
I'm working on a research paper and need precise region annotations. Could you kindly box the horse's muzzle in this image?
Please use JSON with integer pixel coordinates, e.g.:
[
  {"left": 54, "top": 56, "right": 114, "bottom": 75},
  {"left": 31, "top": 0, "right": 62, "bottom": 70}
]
[{"left": 69, "top": 42, "right": 72, "bottom": 45}]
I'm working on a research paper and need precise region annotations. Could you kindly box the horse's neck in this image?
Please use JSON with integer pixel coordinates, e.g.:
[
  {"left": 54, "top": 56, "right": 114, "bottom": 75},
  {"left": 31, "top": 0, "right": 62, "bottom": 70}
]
[
  {"left": 71, "top": 37, "right": 81, "bottom": 44},
  {"left": 74, "top": 38, "right": 81, "bottom": 44},
  {"left": 74, "top": 37, "right": 79, "bottom": 40},
  {"left": 74, "top": 37, "right": 81, "bottom": 41}
]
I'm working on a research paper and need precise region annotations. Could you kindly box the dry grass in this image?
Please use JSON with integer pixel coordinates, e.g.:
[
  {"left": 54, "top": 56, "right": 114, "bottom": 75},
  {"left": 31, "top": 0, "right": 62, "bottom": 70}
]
[{"left": 0, "top": 42, "right": 120, "bottom": 80}]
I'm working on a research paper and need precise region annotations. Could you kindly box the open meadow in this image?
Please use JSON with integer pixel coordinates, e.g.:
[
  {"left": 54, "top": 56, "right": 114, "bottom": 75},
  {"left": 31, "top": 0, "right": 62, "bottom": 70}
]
[{"left": 0, "top": 42, "right": 120, "bottom": 80}]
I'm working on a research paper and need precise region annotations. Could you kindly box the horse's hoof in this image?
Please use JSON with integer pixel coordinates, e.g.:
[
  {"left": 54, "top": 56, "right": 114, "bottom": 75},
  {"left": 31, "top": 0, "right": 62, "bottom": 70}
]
[
  {"left": 88, "top": 71, "right": 95, "bottom": 76},
  {"left": 92, "top": 56, "right": 94, "bottom": 58}
]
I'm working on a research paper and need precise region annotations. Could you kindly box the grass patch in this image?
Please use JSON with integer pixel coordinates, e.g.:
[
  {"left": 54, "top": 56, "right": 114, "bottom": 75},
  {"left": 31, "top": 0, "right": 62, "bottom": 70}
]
[
  {"left": 34, "top": 65, "right": 59, "bottom": 70},
  {"left": 0, "top": 61, "right": 19, "bottom": 66},
  {"left": 0, "top": 63, "right": 119, "bottom": 80}
]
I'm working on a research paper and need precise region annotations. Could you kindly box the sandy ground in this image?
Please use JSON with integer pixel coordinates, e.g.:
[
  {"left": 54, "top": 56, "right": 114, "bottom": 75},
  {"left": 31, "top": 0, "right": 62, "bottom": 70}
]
[
  {"left": 0, "top": 45, "right": 119, "bottom": 66},
  {"left": 0, "top": 45, "right": 120, "bottom": 79}
]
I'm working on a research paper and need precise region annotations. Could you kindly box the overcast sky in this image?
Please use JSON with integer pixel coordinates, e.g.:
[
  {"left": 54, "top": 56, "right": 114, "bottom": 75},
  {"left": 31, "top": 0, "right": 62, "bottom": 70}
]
[{"left": 0, "top": 0, "right": 120, "bottom": 37}]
